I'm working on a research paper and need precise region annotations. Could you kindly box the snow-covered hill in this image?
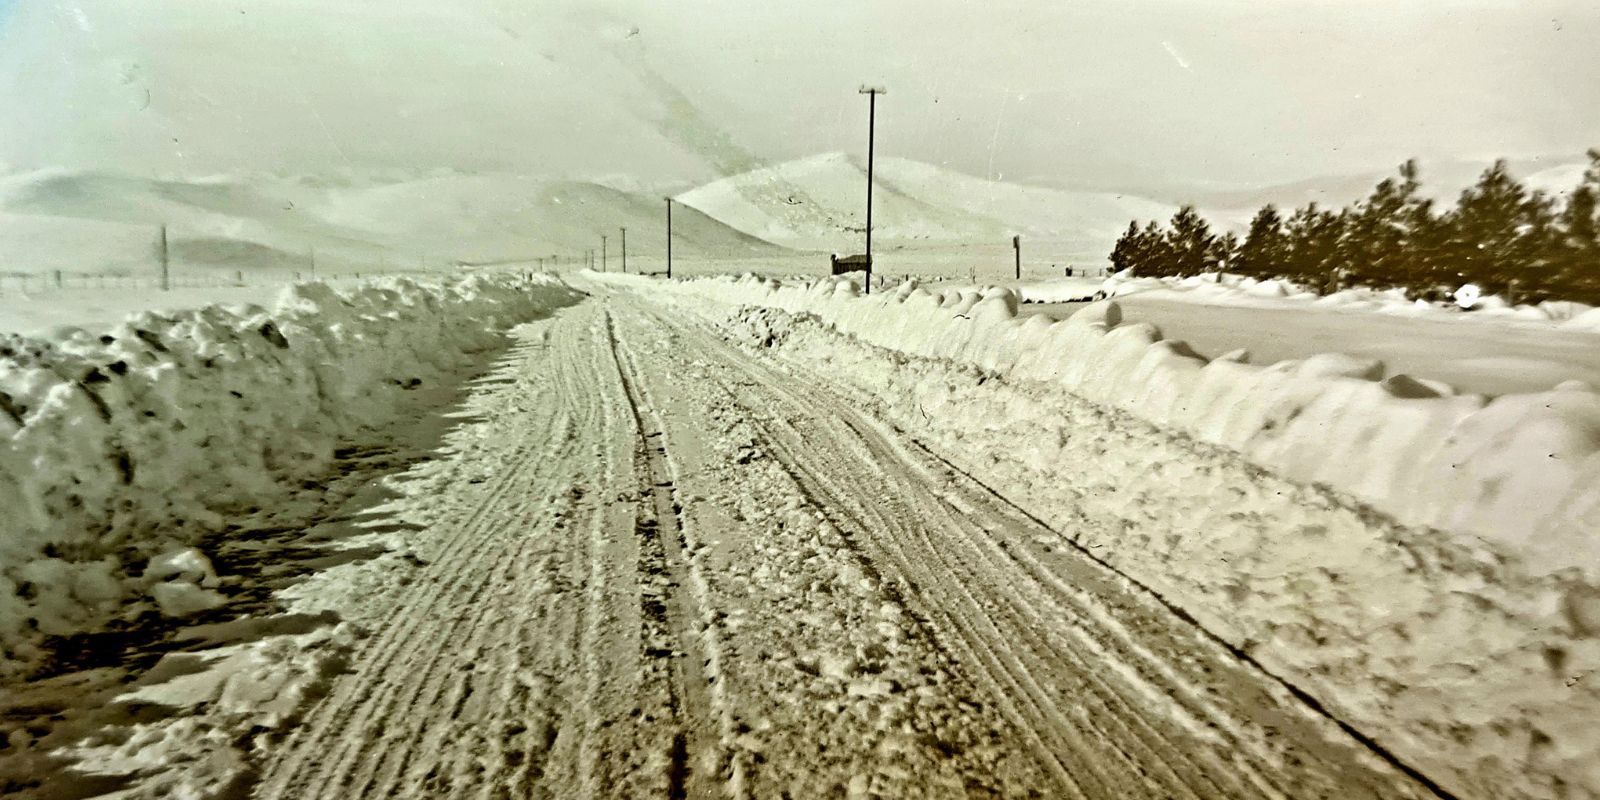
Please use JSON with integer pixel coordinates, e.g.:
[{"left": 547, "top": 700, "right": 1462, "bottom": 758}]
[
  {"left": 674, "top": 152, "right": 1177, "bottom": 255},
  {"left": 1190, "top": 154, "right": 1595, "bottom": 213},
  {"left": 0, "top": 169, "right": 786, "bottom": 275}
]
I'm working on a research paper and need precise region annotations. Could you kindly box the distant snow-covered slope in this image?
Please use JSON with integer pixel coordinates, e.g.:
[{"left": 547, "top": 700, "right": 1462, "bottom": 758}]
[
  {"left": 1190, "top": 154, "right": 1595, "bottom": 213},
  {"left": 675, "top": 153, "right": 1176, "bottom": 254},
  {"left": 0, "top": 169, "right": 786, "bottom": 274}
]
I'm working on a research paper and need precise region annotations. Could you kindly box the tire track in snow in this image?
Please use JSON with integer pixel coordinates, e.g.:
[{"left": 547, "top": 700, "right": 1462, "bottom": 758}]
[
  {"left": 254, "top": 306, "right": 677, "bottom": 799},
  {"left": 256, "top": 331, "right": 579, "bottom": 799},
  {"left": 716, "top": 304, "right": 1468, "bottom": 800},
  {"left": 622, "top": 295, "right": 1436, "bottom": 799},
  {"left": 602, "top": 309, "right": 723, "bottom": 798}
]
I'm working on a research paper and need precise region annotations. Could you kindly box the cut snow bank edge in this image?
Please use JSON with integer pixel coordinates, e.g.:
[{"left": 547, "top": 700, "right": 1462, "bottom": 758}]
[
  {"left": 608, "top": 272, "right": 1600, "bottom": 579},
  {"left": 0, "top": 274, "right": 581, "bottom": 674}
]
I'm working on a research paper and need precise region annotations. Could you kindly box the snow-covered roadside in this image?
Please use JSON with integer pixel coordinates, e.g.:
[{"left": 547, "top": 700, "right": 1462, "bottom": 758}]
[
  {"left": 704, "top": 304, "right": 1600, "bottom": 800},
  {"left": 609, "top": 273, "right": 1600, "bottom": 578},
  {"left": 595, "top": 271, "right": 1600, "bottom": 799},
  {"left": 0, "top": 274, "right": 581, "bottom": 676}
]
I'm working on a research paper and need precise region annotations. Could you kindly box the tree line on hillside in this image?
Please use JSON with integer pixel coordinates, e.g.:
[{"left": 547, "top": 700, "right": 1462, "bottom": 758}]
[{"left": 1109, "top": 151, "right": 1600, "bottom": 305}]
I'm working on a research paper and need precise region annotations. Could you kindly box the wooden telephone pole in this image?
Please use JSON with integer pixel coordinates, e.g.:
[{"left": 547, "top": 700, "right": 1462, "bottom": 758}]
[
  {"left": 620, "top": 227, "right": 627, "bottom": 273},
  {"left": 158, "top": 224, "right": 170, "bottom": 291},
  {"left": 1013, "top": 235, "right": 1021, "bottom": 280},
  {"left": 859, "top": 85, "right": 885, "bottom": 295},
  {"left": 665, "top": 198, "right": 674, "bottom": 279}
]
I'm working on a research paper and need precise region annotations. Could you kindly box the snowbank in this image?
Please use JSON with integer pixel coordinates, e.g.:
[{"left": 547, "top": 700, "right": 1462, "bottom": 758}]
[
  {"left": 615, "top": 272, "right": 1600, "bottom": 579},
  {"left": 1096, "top": 270, "right": 1600, "bottom": 331},
  {"left": 707, "top": 304, "right": 1600, "bottom": 800},
  {"left": 0, "top": 274, "right": 580, "bottom": 675}
]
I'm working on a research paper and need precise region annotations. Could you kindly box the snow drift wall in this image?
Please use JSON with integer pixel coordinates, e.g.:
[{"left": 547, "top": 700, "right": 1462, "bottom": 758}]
[
  {"left": 625, "top": 273, "right": 1600, "bottom": 578},
  {"left": 0, "top": 275, "right": 580, "bottom": 675}
]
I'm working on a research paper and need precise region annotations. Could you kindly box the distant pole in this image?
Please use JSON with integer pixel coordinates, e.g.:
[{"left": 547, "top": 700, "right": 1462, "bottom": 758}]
[
  {"left": 308, "top": 247, "right": 317, "bottom": 280},
  {"left": 1013, "top": 235, "right": 1021, "bottom": 281},
  {"left": 159, "top": 224, "right": 170, "bottom": 291},
  {"left": 620, "top": 227, "right": 627, "bottom": 273},
  {"left": 665, "top": 197, "right": 674, "bottom": 279},
  {"left": 601, "top": 235, "right": 608, "bottom": 272},
  {"left": 54, "top": 270, "right": 62, "bottom": 289},
  {"left": 858, "top": 86, "right": 886, "bottom": 295}
]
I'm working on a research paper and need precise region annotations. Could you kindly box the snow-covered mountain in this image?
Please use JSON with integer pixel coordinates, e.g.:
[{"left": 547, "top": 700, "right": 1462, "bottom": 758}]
[
  {"left": 674, "top": 153, "right": 1177, "bottom": 254},
  {"left": 0, "top": 169, "right": 785, "bottom": 274}
]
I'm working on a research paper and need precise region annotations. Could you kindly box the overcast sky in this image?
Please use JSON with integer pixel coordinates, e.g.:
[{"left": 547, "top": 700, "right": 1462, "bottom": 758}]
[{"left": 0, "top": 0, "right": 1596, "bottom": 193}]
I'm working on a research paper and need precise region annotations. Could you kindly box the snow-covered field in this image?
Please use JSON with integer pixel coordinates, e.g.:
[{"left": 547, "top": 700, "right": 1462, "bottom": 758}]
[{"left": 1008, "top": 273, "right": 1600, "bottom": 396}]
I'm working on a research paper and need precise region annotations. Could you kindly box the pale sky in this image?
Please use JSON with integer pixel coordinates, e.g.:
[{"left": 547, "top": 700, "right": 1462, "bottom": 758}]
[{"left": 0, "top": 0, "right": 1596, "bottom": 193}]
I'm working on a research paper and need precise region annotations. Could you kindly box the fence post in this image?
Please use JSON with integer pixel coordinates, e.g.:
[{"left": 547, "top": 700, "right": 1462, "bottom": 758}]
[
  {"left": 54, "top": 270, "right": 62, "bottom": 289},
  {"left": 159, "top": 224, "right": 170, "bottom": 291}
]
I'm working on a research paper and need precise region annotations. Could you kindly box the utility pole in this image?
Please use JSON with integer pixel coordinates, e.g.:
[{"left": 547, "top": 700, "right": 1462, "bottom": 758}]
[
  {"left": 859, "top": 85, "right": 885, "bottom": 295},
  {"left": 159, "top": 224, "right": 170, "bottom": 291},
  {"left": 665, "top": 197, "right": 674, "bottom": 279},
  {"left": 1013, "top": 234, "right": 1021, "bottom": 281},
  {"left": 309, "top": 247, "right": 317, "bottom": 280},
  {"left": 620, "top": 227, "right": 627, "bottom": 273},
  {"left": 601, "top": 234, "right": 608, "bottom": 272}
]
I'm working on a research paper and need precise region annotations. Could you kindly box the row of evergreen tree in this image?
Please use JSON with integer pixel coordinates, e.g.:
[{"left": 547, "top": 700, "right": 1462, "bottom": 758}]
[{"left": 1109, "top": 151, "right": 1600, "bottom": 305}]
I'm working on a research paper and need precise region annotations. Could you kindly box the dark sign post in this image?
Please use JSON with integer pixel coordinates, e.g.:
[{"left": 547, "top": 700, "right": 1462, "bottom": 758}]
[
  {"left": 859, "top": 85, "right": 885, "bottom": 295},
  {"left": 1013, "top": 235, "right": 1021, "bottom": 281}
]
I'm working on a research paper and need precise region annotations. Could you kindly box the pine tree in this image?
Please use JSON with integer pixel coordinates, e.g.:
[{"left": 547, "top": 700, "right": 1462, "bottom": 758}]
[
  {"left": 1236, "top": 205, "right": 1287, "bottom": 279},
  {"left": 1134, "top": 220, "right": 1174, "bottom": 276},
  {"left": 1164, "top": 206, "right": 1217, "bottom": 276},
  {"left": 1552, "top": 149, "right": 1600, "bottom": 302},
  {"left": 1210, "top": 232, "right": 1241, "bottom": 273},
  {"left": 1445, "top": 160, "right": 1531, "bottom": 294},
  {"left": 1110, "top": 221, "right": 1142, "bottom": 274},
  {"left": 1343, "top": 161, "right": 1425, "bottom": 289},
  {"left": 1282, "top": 203, "right": 1346, "bottom": 287},
  {"left": 1514, "top": 191, "right": 1560, "bottom": 303}
]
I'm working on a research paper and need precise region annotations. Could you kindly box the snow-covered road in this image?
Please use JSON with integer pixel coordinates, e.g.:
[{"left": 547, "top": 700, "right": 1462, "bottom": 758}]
[
  {"left": 209, "top": 287, "right": 1434, "bottom": 799},
  {"left": 3, "top": 281, "right": 1485, "bottom": 798}
]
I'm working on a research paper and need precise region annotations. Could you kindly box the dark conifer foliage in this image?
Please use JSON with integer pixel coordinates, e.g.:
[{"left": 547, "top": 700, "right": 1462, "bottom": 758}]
[{"left": 1109, "top": 152, "right": 1600, "bottom": 304}]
